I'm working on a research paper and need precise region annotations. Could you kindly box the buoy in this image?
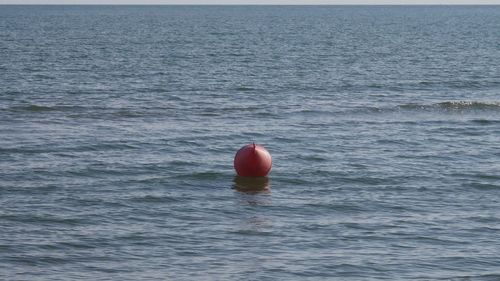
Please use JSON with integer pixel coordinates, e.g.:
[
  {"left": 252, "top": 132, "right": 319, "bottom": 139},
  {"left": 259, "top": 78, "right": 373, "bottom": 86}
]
[{"left": 234, "top": 143, "right": 272, "bottom": 177}]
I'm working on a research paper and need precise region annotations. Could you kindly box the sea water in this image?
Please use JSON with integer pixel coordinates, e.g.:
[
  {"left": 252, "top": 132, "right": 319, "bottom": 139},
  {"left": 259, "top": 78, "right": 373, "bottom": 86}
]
[{"left": 1, "top": 5, "right": 500, "bottom": 280}]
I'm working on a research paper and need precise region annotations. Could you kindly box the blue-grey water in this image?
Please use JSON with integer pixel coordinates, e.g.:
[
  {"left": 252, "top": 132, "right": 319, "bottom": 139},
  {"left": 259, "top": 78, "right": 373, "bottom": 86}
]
[{"left": 1, "top": 5, "right": 500, "bottom": 280}]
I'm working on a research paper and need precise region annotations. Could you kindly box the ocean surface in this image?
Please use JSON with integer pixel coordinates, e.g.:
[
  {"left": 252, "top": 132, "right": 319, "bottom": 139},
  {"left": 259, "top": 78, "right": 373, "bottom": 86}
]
[{"left": 1, "top": 5, "right": 500, "bottom": 280}]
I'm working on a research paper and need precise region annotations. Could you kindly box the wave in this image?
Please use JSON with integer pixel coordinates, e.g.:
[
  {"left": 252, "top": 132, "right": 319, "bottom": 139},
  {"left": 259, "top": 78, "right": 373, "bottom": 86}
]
[
  {"left": 173, "top": 171, "right": 228, "bottom": 180},
  {"left": 10, "top": 104, "right": 74, "bottom": 112},
  {"left": 398, "top": 101, "right": 500, "bottom": 111},
  {"left": 233, "top": 86, "right": 257, "bottom": 92},
  {"left": 1, "top": 213, "right": 81, "bottom": 225},
  {"left": 7, "top": 104, "right": 158, "bottom": 119},
  {"left": 302, "top": 100, "right": 500, "bottom": 116},
  {"left": 128, "top": 194, "right": 181, "bottom": 203}
]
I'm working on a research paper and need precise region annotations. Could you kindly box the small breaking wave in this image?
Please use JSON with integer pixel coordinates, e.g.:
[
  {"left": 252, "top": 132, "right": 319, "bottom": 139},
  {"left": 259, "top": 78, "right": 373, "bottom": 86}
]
[
  {"left": 399, "top": 101, "right": 500, "bottom": 111},
  {"left": 344, "top": 100, "right": 500, "bottom": 116}
]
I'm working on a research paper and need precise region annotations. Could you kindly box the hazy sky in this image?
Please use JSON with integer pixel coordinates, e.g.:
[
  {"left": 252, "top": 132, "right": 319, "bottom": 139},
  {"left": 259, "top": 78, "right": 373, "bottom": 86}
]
[{"left": 2, "top": 0, "right": 500, "bottom": 4}]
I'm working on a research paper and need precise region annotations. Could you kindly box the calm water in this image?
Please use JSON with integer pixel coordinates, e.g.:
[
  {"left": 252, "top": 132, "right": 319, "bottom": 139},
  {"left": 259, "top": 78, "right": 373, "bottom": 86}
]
[{"left": 1, "top": 5, "right": 500, "bottom": 280}]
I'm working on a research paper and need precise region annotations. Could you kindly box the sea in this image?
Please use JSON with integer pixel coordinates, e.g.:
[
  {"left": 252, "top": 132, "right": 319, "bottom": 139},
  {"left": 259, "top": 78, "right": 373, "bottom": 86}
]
[{"left": 1, "top": 5, "right": 500, "bottom": 280}]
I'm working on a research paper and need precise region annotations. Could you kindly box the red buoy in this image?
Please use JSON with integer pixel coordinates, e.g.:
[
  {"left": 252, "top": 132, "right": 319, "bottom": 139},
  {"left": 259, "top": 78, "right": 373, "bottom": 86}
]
[{"left": 234, "top": 143, "right": 272, "bottom": 177}]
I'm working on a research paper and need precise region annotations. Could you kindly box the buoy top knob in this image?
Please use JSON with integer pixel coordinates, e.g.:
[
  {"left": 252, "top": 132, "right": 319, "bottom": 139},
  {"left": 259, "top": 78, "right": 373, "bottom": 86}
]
[{"left": 234, "top": 143, "right": 272, "bottom": 177}]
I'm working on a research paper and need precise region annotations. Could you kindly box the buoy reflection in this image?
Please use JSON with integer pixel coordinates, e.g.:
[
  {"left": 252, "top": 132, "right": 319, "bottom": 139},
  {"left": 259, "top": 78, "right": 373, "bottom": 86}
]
[{"left": 232, "top": 176, "right": 270, "bottom": 194}]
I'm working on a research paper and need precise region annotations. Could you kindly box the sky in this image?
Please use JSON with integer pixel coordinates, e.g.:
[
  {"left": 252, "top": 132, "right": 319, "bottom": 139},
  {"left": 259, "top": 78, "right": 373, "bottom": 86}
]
[{"left": 1, "top": 0, "right": 500, "bottom": 4}]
